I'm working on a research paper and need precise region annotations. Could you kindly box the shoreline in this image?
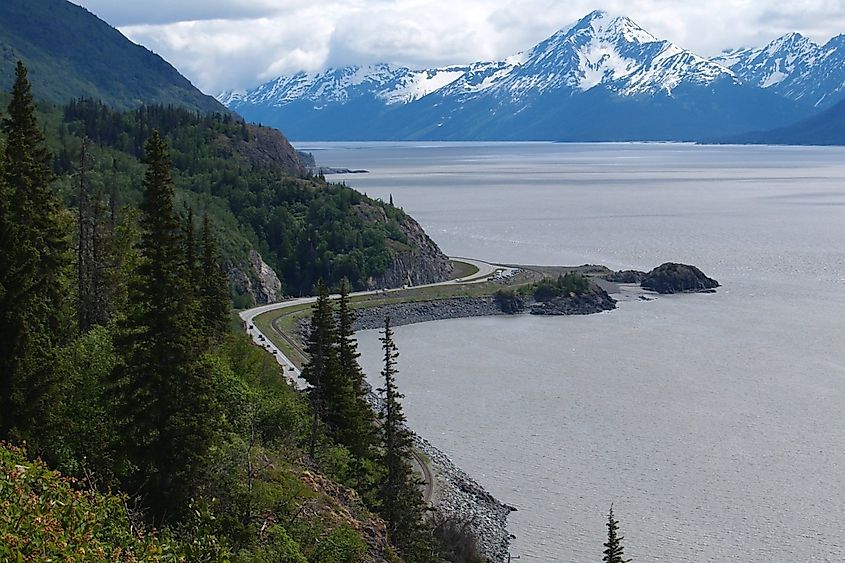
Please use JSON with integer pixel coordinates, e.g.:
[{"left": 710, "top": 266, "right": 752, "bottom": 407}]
[{"left": 242, "top": 261, "right": 674, "bottom": 563}]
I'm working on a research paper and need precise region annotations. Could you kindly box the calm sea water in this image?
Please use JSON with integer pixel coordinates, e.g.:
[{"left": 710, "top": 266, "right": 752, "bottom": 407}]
[{"left": 297, "top": 142, "right": 845, "bottom": 562}]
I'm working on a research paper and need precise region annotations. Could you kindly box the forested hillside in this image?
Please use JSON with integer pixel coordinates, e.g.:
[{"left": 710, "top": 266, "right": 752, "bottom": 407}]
[
  {"left": 0, "top": 0, "right": 224, "bottom": 112},
  {"left": 0, "top": 62, "right": 474, "bottom": 562},
  {"left": 33, "top": 98, "right": 452, "bottom": 303}
]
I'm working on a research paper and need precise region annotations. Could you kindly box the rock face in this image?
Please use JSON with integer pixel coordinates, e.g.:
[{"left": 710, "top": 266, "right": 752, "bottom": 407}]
[
  {"left": 217, "top": 123, "right": 306, "bottom": 176},
  {"left": 605, "top": 269, "right": 646, "bottom": 283},
  {"left": 529, "top": 286, "right": 617, "bottom": 315},
  {"left": 370, "top": 212, "right": 455, "bottom": 288},
  {"left": 641, "top": 262, "right": 719, "bottom": 294},
  {"left": 228, "top": 250, "right": 284, "bottom": 305}
]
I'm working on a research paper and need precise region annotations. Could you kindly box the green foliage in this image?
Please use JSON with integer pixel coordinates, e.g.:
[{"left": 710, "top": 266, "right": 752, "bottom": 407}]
[
  {"left": 115, "top": 131, "right": 220, "bottom": 522},
  {"left": 312, "top": 525, "right": 367, "bottom": 563},
  {"left": 378, "top": 318, "right": 437, "bottom": 563},
  {"left": 0, "top": 442, "right": 228, "bottom": 561},
  {"left": 0, "top": 62, "right": 430, "bottom": 562},
  {"left": 56, "top": 99, "right": 409, "bottom": 295},
  {"left": 336, "top": 280, "right": 380, "bottom": 499},
  {"left": 533, "top": 272, "right": 591, "bottom": 302},
  {"left": 0, "top": 60, "right": 71, "bottom": 450},
  {"left": 236, "top": 525, "right": 308, "bottom": 563},
  {"left": 0, "top": 0, "right": 223, "bottom": 112},
  {"left": 200, "top": 213, "right": 232, "bottom": 342},
  {"left": 493, "top": 288, "right": 525, "bottom": 314},
  {"left": 49, "top": 325, "right": 121, "bottom": 483},
  {"left": 603, "top": 505, "right": 632, "bottom": 563}
]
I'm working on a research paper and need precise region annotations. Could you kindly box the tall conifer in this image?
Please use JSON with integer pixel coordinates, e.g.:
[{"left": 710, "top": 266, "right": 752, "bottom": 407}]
[
  {"left": 199, "top": 213, "right": 231, "bottom": 342},
  {"left": 0, "top": 61, "right": 69, "bottom": 445},
  {"left": 116, "top": 131, "right": 217, "bottom": 522},
  {"left": 377, "top": 317, "right": 435, "bottom": 562},
  {"left": 603, "top": 505, "right": 632, "bottom": 563},
  {"left": 301, "top": 280, "right": 338, "bottom": 458},
  {"left": 336, "top": 279, "right": 377, "bottom": 461}
]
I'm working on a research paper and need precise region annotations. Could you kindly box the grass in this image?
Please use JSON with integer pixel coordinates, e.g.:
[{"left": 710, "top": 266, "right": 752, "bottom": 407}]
[{"left": 450, "top": 259, "right": 480, "bottom": 279}]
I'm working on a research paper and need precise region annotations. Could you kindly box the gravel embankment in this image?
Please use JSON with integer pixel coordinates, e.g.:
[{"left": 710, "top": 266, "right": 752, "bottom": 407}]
[
  {"left": 366, "top": 386, "right": 515, "bottom": 562},
  {"left": 352, "top": 296, "right": 504, "bottom": 331},
  {"left": 414, "top": 435, "right": 515, "bottom": 562}
]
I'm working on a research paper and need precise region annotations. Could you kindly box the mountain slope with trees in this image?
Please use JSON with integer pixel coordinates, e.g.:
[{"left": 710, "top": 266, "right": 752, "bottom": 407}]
[
  {"left": 37, "top": 98, "right": 453, "bottom": 304},
  {"left": 0, "top": 0, "right": 225, "bottom": 112},
  {"left": 0, "top": 63, "right": 466, "bottom": 561}
]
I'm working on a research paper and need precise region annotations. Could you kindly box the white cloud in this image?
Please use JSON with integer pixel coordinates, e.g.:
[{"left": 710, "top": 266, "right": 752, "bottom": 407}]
[{"left": 73, "top": 1, "right": 845, "bottom": 94}]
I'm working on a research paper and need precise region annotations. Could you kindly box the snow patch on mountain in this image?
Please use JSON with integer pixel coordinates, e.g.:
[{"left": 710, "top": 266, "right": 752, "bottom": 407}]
[{"left": 380, "top": 68, "right": 466, "bottom": 104}]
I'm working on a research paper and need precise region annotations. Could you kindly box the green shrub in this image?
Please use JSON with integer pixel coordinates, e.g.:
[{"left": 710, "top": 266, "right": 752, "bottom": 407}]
[
  {"left": 0, "top": 442, "right": 228, "bottom": 561},
  {"left": 312, "top": 525, "right": 367, "bottom": 563}
]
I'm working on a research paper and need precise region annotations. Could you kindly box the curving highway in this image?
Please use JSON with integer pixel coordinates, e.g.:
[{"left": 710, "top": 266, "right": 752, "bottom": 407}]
[
  {"left": 238, "top": 257, "right": 505, "bottom": 503},
  {"left": 239, "top": 256, "right": 507, "bottom": 385}
]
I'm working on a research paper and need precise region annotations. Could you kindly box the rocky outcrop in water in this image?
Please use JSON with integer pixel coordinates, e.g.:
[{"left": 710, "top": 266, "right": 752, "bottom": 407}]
[
  {"left": 605, "top": 269, "right": 646, "bottom": 283},
  {"left": 641, "top": 263, "right": 720, "bottom": 294},
  {"left": 529, "top": 286, "right": 617, "bottom": 315}
]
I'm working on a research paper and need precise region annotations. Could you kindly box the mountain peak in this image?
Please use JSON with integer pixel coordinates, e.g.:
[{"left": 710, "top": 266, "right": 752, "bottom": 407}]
[{"left": 566, "top": 10, "right": 657, "bottom": 45}]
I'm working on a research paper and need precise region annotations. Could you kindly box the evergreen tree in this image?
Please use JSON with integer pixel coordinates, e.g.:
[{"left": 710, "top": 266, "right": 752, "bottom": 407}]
[
  {"left": 77, "top": 139, "right": 121, "bottom": 331},
  {"left": 336, "top": 279, "right": 377, "bottom": 461},
  {"left": 183, "top": 206, "right": 198, "bottom": 287},
  {"left": 377, "top": 317, "right": 435, "bottom": 562},
  {"left": 115, "top": 130, "right": 217, "bottom": 522},
  {"left": 300, "top": 280, "right": 338, "bottom": 458},
  {"left": 0, "top": 61, "right": 70, "bottom": 446},
  {"left": 77, "top": 136, "right": 95, "bottom": 332},
  {"left": 603, "top": 505, "right": 631, "bottom": 563},
  {"left": 199, "top": 213, "right": 231, "bottom": 342}
]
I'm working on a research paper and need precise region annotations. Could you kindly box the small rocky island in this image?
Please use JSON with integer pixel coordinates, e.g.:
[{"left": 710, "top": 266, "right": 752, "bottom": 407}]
[{"left": 606, "top": 262, "right": 720, "bottom": 294}]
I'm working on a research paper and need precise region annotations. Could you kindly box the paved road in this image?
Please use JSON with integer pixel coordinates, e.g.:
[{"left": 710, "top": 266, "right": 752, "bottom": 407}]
[
  {"left": 238, "top": 256, "right": 506, "bottom": 385},
  {"left": 238, "top": 257, "right": 504, "bottom": 503}
]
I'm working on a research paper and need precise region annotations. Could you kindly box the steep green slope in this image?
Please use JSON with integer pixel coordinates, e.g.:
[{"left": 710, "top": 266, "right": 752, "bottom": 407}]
[
  {"left": 0, "top": 0, "right": 224, "bottom": 112},
  {"left": 44, "top": 100, "right": 452, "bottom": 303}
]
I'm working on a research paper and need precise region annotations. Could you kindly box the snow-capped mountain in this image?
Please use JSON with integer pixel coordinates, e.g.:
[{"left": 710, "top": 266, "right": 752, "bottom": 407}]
[
  {"left": 218, "top": 63, "right": 469, "bottom": 109},
  {"left": 220, "top": 10, "right": 809, "bottom": 141},
  {"left": 714, "top": 32, "right": 845, "bottom": 108}
]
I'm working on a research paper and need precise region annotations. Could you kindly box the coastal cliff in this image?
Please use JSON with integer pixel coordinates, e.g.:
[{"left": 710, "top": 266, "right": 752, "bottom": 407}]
[{"left": 368, "top": 210, "right": 455, "bottom": 289}]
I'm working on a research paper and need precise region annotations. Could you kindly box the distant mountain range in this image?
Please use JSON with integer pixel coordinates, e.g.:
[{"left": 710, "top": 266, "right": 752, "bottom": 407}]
[
  {"left": 220, "top": 10, "right": 845, "bottom": 142},
  {"left": 0, "top": 0, "right": 225, "bottom": 113},
  {"left": 714, "top": 32, "right": 845, "bottom": 109}
]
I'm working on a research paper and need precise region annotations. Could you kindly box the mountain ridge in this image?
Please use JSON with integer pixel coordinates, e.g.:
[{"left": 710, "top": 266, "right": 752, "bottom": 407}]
[
  {"left": 220, "top": 10, "right": 810, "bottom": 141},
  {"left": 0, "top": 0, "right": 225, "bottom": 113},
  {"left": 714, "top": 31, "right": 845, "bottom": 109}
]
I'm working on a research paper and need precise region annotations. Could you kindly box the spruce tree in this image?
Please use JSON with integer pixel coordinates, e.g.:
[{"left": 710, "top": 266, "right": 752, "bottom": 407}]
[
  {"left": 77, "top": 137, "right": 95, "bottom": 332},
  {"left": 336, "top": 279, "right": 377, "bottom": 461},
  {"left": 0, "top": 61, "right": 70, "bottom": 445},
  {"left": 377, "top": 317, "right": 435, "bottom": 562},
  {"left": 603, "top": 505, "right": 632, "bottom": 563},
  {"left": 199, "top": 213, "right": 231, "bottom": 342},
  {"left": 116, "top": 130, "right": 217, "bottom": 522},
  {"left": 183, "top": 206, "right": 198, "bottom": 287},
  {"left": 77, "top": 139, "right": 121, "bottom": 330},
  {"left": 300, "top": 280, "right": 338, "bottom": 458}
]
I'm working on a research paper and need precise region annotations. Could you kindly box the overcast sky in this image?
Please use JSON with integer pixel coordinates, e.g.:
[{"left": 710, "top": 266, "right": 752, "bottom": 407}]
[{"left": 72, "top": 1, "right": 845, "bottom": 95}]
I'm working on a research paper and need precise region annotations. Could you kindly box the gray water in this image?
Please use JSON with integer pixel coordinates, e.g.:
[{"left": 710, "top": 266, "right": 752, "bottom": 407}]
[{"left": 298, "top": 142, "right": 845, "bottom": 562}]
